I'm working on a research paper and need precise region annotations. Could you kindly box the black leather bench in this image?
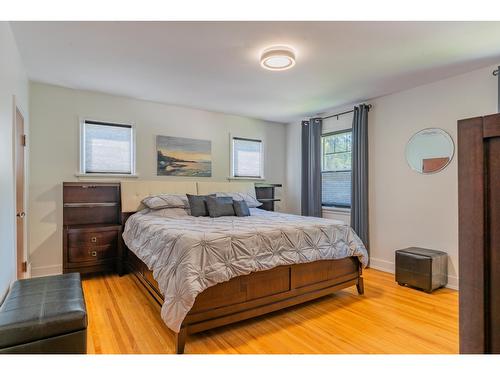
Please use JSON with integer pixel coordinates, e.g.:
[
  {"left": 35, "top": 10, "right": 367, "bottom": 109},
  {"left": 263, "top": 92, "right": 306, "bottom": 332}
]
[{"left": 0, "top": 273, "right": 87, "bottom": 354}]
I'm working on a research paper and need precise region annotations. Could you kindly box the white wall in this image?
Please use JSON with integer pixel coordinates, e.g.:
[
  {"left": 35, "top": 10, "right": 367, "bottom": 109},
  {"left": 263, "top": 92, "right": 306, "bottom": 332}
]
[
  {"left": 0, "top": 22, "right": 29, "bottom": 301},
  {"left": 28, "top": 82, "right": 287, "bottom": 276},
  {"left": 286, "top": 64, "right": 499, "bottom": 289},
  {"left": 285, "top": 118, "right": 302, "bottom": 216}
]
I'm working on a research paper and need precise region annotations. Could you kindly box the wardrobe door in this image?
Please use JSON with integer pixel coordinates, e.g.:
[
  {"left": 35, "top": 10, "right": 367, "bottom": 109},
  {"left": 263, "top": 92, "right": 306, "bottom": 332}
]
[
  {"left": 458, "top": 113, "right": 500, "bottom": 354},
  {"left": 486, "top": 122, "right": 500, "bottom": 353}
]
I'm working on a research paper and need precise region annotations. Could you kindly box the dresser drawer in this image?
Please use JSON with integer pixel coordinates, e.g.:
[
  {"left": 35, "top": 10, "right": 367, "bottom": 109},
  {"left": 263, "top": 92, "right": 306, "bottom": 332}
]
[
  {"left": 63, "top": 184, "right": 119, "bottom": 203},
  {"left": 68, "top": 244, "right": 116, "bottom": 263},
  {"left": 68, "top": 230, "right": 118, "bottom": 247},
  {"left": 63, "top": 206, "right": 119, "bottom": 226}
]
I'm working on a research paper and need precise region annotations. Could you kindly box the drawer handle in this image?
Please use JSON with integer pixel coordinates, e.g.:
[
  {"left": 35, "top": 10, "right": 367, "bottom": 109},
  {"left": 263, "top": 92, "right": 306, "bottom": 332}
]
[
  {"left": 82, "top": 185, "right": 97, "bottom": 189},
  {"left": 88, "top": 251, "right": 97, "bottom": 257},
  {"left": 90, "top": 237, "right": 97, "bottom": 243}
]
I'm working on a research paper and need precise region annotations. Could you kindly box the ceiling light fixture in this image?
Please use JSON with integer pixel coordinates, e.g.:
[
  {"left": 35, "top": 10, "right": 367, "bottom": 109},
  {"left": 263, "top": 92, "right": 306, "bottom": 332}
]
[{"left": 260, "top": 46, "right": 296, "bottom": 71}]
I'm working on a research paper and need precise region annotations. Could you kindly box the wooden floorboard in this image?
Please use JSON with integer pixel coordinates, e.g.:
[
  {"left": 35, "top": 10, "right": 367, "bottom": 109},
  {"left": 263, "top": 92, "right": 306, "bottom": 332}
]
[{"left": 82, "top": 268, "right": 458, "bottom": 354}]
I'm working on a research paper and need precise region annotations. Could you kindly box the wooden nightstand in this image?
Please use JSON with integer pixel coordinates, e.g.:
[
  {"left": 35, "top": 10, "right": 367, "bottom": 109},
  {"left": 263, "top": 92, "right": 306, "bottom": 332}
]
[
  {"left": 255, "top": 183, "right": 282, "bottom": 211},
  {"left": 63, "top": 182, "right": 122, "bottom": 275}
]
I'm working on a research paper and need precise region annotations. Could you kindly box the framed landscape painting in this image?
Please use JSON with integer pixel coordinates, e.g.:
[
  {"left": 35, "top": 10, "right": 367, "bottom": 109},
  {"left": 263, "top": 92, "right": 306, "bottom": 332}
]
[{"left": 156, "top": 135, "right": 212, "bottom": 177}]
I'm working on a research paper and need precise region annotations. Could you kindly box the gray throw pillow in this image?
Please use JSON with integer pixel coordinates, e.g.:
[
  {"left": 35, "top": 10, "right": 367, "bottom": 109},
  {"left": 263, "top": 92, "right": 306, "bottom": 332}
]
[
  {"left": 215, "top": 192, "right": 262, "bottom": 208},
  {"left": 206, "top": 196, "right": 235, "bottom": 218},
  {"left": 233, "top": 200, "right": 250, "bottom": 217},
  {"left": 186, "top": 194, "right": 215, "bottom": 217}
]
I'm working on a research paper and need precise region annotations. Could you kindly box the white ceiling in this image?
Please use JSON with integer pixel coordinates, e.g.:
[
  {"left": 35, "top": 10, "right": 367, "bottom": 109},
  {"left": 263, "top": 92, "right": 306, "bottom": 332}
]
[{"left": 10, "top": 21, "right": 500, "bottom": 123}]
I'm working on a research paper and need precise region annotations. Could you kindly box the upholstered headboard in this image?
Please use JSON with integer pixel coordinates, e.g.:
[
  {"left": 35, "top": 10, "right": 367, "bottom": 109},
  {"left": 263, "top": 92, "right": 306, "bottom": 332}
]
[
  {"left": 121, "top": 181, "right": 197, "bottom": 213},
  {"left": 196, "top": 181, "right": 256, "bottom": 196},
  {"left": 120, "top": 180, "right": 257, "bottom": 213}
]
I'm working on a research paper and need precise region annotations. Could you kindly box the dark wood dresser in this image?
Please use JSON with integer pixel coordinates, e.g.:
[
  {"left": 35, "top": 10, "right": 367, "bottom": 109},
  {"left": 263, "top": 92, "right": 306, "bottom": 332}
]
[
  {"left": 63, "top": 182, "right": 122, "bottom": 275},
  {"left": 458, "top": 113, "right": 500, "bottom": 354},
  {"left": 255, "top": 183, "right": 282, "bottom": 211}
]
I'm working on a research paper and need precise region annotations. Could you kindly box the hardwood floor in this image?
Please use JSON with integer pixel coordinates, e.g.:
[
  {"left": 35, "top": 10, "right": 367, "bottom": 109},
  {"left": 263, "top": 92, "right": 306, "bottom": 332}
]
[{"left": 82, "top": 268, "right": 458, "bottom": 354}]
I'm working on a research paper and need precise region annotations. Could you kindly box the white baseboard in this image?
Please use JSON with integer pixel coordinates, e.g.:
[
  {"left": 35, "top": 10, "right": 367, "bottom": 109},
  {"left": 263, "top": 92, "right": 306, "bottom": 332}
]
[
  {"left": 369, "top": 257, "right": 395, "bottom": 274},
  {"left": 445, "top": 275, "right": 459, "bottom": 290},
  {"left": 369, "top": 257, "right": 458, "bottom": 291},
  {"left": 30, "top": 264, "right": 62, "bottom": 277}
]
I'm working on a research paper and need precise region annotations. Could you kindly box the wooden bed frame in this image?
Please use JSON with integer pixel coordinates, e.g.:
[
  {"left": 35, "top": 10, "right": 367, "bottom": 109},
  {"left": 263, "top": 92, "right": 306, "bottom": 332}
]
[
  {"left": 121, "top": 213, "right": 364, "bottom": 354},
  {"left": 118, "top": 181, "right": 364, "bottom": 353}
]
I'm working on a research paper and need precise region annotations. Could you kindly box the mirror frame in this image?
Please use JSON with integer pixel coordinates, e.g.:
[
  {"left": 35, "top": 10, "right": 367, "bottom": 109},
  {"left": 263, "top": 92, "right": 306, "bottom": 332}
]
[{"left": 405, "top": 128, "right": 455, "bottom": 175}]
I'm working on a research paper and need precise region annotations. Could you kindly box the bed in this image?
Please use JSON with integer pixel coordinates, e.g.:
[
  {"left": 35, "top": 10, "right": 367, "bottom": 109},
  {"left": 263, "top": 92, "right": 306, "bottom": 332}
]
[{"left": 120, "top": 181, "right": 368, "bottom": 353}]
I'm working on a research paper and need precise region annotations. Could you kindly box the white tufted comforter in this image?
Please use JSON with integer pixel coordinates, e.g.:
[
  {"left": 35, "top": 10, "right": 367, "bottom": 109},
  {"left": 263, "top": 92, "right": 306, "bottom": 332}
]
[{"left": 122, "top": 208, "right": 368, "bottom": 332}]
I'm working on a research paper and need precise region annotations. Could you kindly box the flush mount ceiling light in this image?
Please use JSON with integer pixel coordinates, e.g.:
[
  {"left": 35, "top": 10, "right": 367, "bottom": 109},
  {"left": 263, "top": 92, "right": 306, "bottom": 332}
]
[{"left": 260, "top": 46, "right": 296, "bottom": 71}]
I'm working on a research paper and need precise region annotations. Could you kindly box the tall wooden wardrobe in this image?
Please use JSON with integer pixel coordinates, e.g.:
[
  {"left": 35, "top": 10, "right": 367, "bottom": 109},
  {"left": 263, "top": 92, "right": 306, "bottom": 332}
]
[{"left": 458, "top": 113, "right": 500, "bottom": 354}]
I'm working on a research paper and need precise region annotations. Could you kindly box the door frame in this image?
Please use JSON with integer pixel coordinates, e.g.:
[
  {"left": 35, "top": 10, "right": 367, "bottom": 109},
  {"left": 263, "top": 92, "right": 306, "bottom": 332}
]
[{"left": 12, "top": 95, "right": 28, "bottom": 279}]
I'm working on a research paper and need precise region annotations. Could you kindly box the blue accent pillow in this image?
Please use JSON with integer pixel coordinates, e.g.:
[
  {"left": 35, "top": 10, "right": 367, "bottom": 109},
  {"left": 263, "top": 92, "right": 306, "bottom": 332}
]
[
  {"left": 186, "top": 194, "right": 215, "bottom": 217},
  {"left": 233, "top": 200, "right": 250, "bottom": 217},
  {"left": 206, "top": 196, "right": 235, "bottom": 218}
]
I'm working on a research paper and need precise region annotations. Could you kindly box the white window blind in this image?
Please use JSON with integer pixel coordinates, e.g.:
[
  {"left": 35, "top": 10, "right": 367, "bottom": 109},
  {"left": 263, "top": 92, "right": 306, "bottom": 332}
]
[
  {"left": 321, "top": 130, "right": 352, "bottom": 208},
  {"left": 82, "top": 120, "right": 134, "bottom": 174},
  {"left": 232, "top": 137, "right": 263, "bottom": 178}
]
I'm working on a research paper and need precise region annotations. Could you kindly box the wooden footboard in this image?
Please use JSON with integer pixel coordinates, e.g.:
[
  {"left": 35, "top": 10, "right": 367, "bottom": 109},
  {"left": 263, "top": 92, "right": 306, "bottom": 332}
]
[{"left": 125, "top": 250, "right": 364, "bottom": 354}]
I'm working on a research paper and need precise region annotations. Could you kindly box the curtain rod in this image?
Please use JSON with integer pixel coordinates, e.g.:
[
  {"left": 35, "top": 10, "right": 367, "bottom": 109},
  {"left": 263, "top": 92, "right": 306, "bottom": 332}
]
[{"left": 320, "top": 104, "right": 372, "bottom": 120}]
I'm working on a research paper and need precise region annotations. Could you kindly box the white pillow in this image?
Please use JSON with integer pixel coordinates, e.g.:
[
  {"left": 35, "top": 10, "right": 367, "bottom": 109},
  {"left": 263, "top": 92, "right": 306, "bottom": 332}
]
[
  {"left": 148, "top": 207, "right": 190, "bottom": 218},
  {"left": 141, "top": 194, "right": 189, "bottom": 209},
  {"left": 215, "top": 192, "right": 262, "bottom": 208}
]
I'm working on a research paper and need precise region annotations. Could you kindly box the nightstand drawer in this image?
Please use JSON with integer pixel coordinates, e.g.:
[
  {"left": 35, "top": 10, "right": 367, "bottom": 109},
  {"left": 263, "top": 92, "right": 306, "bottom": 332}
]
[
  {"left": 63, "top": 184, "right": 119, "bottom": 203},
  {"left": 68, "top": 244, "right": 116, "bottom": 263},
  {"left": 68, "top": 230, "right": 118, "bottom": 247}
]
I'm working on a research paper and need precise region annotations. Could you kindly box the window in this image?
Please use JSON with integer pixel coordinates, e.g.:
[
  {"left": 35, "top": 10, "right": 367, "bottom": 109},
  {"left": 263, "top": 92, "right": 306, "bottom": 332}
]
[
  {"left": 231, "top": 137, "right": 263, "bottom": 179},
  {"left": 321, "top": 130, "right": 352, "bottom": 208},
  {"left": 80, "top": 120, "right": 135, "bottom": 175}
]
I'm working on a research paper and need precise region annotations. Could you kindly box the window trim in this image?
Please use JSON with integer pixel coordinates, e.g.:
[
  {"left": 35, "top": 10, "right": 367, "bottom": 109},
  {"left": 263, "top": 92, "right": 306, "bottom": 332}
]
[
  {"left": 321, "top": 128, "right": 352, "bottom": 208},
  {"left": 322, "top": 205, "right": 351, "bottom": 213},
  {"left": 78, "top": 118, "right": 137, "bottom": 177},
  {"left": 229, "top": 135, "right": 265, "bottom": 180}
]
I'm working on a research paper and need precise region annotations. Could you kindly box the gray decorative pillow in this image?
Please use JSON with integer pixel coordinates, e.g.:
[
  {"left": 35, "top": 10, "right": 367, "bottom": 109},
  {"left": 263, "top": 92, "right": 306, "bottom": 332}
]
[
  {"left": 233, "top": 200, "right": 250, "bottom": 217},
  {"left": 142, "top": 194, "right": 188, "bottom": 209},
  {"left": 186, "top": 194, "right": 215, "bottom": 217},
  {"left": 215, "top": 192, "right": 262, "bottom": 208},
  {"left": 206, "top": 196, "right": 235, "bottom": 218}
]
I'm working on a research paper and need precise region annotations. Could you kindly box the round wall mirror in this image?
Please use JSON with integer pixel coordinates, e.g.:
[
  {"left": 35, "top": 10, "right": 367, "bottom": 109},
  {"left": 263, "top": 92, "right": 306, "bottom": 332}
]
[{"left": 405, "top": 128, "right": 454, "bottom": 174}]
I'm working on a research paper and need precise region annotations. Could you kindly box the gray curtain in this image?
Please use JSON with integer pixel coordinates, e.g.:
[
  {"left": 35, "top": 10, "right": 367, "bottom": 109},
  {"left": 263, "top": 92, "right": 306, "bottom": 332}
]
[
  {"left": 351, "top": 105, "right": 370, "bottom": 251},
  {"left": 301, "top": 118, "right": 322, "bottom": 217}
]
